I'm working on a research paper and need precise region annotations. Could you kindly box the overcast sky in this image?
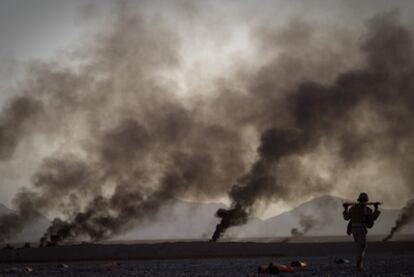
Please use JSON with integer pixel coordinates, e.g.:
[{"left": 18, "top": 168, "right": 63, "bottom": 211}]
[
  {"left": 1, "top": 0, "right": 412, "bottom": 93},
  {"left": 0, "top": 0, "right": 114, "bottom": 95},
  {"left": 1, "top": 0, "right": 413, "bottom": 98}
]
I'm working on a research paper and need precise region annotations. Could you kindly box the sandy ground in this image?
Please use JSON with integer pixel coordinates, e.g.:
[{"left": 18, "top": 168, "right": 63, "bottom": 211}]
[
  {"left": 0, "top": 254, "right": 413, "bottom": 276},
  {"left": 0, "top": 241, "right": 413, "bottom": 276},
  {"left": 1, "top": 241, "right": 413, "bottom": 262}
]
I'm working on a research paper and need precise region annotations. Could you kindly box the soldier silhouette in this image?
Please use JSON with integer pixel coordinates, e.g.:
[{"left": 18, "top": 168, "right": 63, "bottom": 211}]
[{"left": 343, "top": 192, "right": 381, "bottom": 271}]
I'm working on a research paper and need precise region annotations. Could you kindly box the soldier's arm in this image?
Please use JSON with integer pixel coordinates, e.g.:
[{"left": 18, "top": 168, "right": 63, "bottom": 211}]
[
  {"left": 372, "top": 205, "right": 381, "bottom": 221},
  {"left": 343, "top": 204, "right": 351, "bottom": 220},
  {"left": 365, "top": 207, "right": 378, "bottom": 228}
]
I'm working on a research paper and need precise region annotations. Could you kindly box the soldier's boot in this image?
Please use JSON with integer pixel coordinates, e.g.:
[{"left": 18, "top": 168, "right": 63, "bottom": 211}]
[
  {"left": 356, "top": 258, "right": 364, "bottom": 272},
  {"left": 356, "top": 249, "right": 366, "bottom": 272}
]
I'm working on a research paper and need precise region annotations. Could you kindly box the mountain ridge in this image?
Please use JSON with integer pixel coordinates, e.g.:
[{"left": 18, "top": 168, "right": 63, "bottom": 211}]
[{"left": 1, "top": 195, "right": 412, "bottom": 242}]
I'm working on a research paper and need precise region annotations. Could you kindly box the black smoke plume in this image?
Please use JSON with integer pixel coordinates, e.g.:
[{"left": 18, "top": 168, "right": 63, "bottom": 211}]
[
  {"left": 0, "top": 2, "right": 249, "bottom": 244},
  {"left": 0, "top": 97, "right": 43, "bottom": 160},
  {"left": 212, "top": 13, "right": 414, "bottom": 240},
  {"left": 283, "top": 196, "right": 338, "bottom": 242},
  {"left": 212, "top": 128, "right": 307, "bottom": 241},
  {"left": 290, "top": 215, "right": 318, "bottom": 238},
  {"left": 383, "top": 200, "right": 414, "bottom": 241}
]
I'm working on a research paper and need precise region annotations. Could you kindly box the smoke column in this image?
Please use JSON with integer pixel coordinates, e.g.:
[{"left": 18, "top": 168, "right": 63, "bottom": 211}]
[
  {"left": 0, "top": 3, "right": 248, "bottom": 243},
  {"left": 212, "top": 128, "right": 307, "bottom": 241},
  {"left": 383, "top": 200, "right": 414, "bottom": 241},
  {"left": 290, "top": 215, "right": 318, "bottom": 237},
  {"left": 212, "top": 12, "right": 414, "bottom": 240},
  {"left": 285, "top": 197, "right": 337, "bottom": 242}
]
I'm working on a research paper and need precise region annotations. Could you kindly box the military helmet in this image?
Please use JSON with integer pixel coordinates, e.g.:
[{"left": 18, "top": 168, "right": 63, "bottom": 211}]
[{"left": 357, "top": 192, "right": 369, "bottom": 203}]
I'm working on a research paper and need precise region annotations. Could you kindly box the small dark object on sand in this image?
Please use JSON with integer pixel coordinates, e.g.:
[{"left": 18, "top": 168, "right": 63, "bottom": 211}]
[
  {"left": 103, "top": 261, "right": 121, "bottom": 267},
  {"left": 269, "top": 263, "right": 294, "bottom": 274},
  {"left": 334, "top": 258, "right": 350, "bottom": 264},
  {"left": 23, "top": 242, "right": 31, "bottom": 248},
  {"left": 258, "top": 263, "right": 294, "bottom": 274},
  {"left": 258, "top": 265, "right": 270, "bottom": 274},
  {"left": 24, "top": 267, "right": 33, "bottom": 272},
  {"left": 57, "top": 264, "right": 69, "bottom": 269},
  {"left": 291, "top": 261, "right": 308, "bottom": 267}
]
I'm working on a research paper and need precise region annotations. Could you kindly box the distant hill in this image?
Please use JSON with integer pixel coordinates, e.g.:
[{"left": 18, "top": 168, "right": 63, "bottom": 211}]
[
  {"left": 114, "top": 200, "right": 227, "bottom": 240},
  {"left": 2, "top": 195, "right": 413, "bottom": 242},
  {"left": 114, "top": 195, "right": 413, "bottom": 241},
  {"left": 228, "top": 195, "right": 412, "bottom": 238},
  {"left": 0, "top": 203, "right": 14, "bottom": 215}
]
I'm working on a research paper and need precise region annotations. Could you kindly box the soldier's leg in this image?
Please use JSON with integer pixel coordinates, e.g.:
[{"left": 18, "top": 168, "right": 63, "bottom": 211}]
[
  {"left": 356, "top": 232, "right": 367, "bottom": 270},
  {"left": 352, "top": 230, "right": 366, "bottom": 270},
  {"left": 359, "top": 232, "right": 367, "bottom": 268},
  {"left": 352, "top": 232, "right": 360, "bottom": 266}
]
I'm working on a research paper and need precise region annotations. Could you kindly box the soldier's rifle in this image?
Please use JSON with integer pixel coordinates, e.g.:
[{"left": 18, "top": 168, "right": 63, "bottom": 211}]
[{"left": 342, "top": 201, "right": 382, "bottom": 208}]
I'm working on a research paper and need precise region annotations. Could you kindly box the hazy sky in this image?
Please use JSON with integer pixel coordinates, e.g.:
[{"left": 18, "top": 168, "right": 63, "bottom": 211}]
[
  {"left": 1, "top": 0, "right": 413, "bottom": 96},
  {"left": 0, "top": 0, "right": 114, "bottom": 95},
  {"left": 1, "top": 0, "right": 414, "bottom": 218},
  {"left": 1, "top": 0, "right": 413, "bottom": 87}
]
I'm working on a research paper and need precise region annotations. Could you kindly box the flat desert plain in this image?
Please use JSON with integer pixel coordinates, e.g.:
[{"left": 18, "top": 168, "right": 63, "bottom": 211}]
[{"left": 1, "top": 240, "right": 413, "bottom": 276}]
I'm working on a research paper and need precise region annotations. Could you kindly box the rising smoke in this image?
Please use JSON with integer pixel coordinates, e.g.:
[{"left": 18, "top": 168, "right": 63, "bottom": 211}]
[
  {"left": 0, "top": 2, "right": 413, "bottom": 244},
  {"left": 286, "top": 196, "right": 338, "bottom": 241},
  {"left": 290, "top": 215, "right": 318, "bottom": 238},
  {"left": 212, "top": 12, "right": 414, "bottom": 240},
  {"left": 0, "top": 2, "right": 249, "bottom": 244},
  {"left": 383, "top": 200, "right": 414, "bottom": 241}
]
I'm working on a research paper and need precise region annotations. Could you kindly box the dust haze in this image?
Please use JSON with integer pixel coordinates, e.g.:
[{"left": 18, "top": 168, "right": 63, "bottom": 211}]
[{"left": 0, "top": 1, "right": 413, "bottom": 243}]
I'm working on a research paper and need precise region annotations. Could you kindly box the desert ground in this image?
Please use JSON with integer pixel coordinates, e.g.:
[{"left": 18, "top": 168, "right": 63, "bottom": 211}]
[
  {"left": 0, "top": 240, "right": 413, "bottom": 276},
  {"left": 0, "top": 254, "right": 413, "bottom": 277}
]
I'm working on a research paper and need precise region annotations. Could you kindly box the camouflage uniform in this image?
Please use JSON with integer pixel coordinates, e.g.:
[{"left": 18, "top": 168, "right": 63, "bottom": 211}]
[{"left": 343, "top": 202, "right": 380, "bottom": 270}]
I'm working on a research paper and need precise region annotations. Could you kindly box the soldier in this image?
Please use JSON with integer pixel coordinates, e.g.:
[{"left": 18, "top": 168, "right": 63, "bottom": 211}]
[{"left": 343, "top": 192, "right": 380, "bottom": 272}]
